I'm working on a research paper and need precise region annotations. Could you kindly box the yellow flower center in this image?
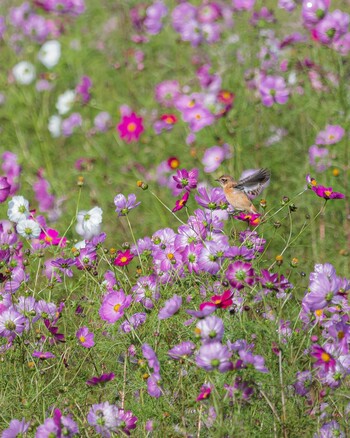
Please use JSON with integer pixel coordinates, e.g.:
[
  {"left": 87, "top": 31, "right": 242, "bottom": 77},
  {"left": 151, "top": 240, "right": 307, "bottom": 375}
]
[
  {"left": 338, "top": 331, "right": 344, "bottom": 340},
  {"left": 188, "top": 100, "right": 195, "bottom": 108},
  {"left": 195, "top": 113, "right": 202, "bottom": 120},
  {"left": 167, "top": 253, "right": 174, "bottom": 260},
  {"left": 120, "top": 256, "right": 128, "bottom": 263},
  {"left": 79, "top": 335, "right": 86, "bottom": 343},
  {"left": 114, "top": 303, "right": 121, "bottom": 312},
  {"left": 194, "top": 327, "right": 201, "bottom": 335},
  {"left": 311, "top": 179, "right": 317, "bottom": 186},
  {"left": 127, "top": 122, "right": 137, "bottom": 132},
  {"left": 324, "top": 190, "right": 332, "bottom": 197},
  {"left": 45, "top": 235, "right": 53, "bottom": 243},
  {"left": 315, "top": 309, "right": 323, "bottom": 317},
  {"left": 321, "top": 352, "right": 330, "bottom": 363}
]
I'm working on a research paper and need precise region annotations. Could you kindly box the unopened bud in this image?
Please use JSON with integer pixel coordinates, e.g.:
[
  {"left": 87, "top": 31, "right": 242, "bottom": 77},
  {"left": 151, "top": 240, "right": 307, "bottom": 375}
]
[
  {"left": 77, "top": 176, "right": 84, "bottom": 187},
  {"left": 260, "top": 199, "right": 267, "bottom": 209},
  {"left": 275, "top": 254, "right": 283, "bottom": 266},
  {"left": 290, "top": 257, "right": 298, "bottom": 267},
  {"left": 137, "top": 180, "right": 148, "bottom": 190}
]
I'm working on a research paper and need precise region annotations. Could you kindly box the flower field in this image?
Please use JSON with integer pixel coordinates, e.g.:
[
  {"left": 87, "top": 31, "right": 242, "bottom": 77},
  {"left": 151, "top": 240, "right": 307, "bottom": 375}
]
[{"left": 0, "top": 0, "right": 349, "bottom": 436}]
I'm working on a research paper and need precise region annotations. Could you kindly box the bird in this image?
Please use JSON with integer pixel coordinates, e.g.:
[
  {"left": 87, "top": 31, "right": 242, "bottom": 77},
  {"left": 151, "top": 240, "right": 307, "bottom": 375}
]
[{"left": 215, "top": 168, "right": 271, "bottom": 214}]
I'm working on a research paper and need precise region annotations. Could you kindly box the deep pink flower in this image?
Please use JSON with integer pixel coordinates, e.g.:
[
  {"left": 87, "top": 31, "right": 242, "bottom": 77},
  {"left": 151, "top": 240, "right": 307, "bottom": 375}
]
[
  {"left": 313, "top": 185, "right": 345, "bottom": 200},
  {"left": 200, "top": 290, "right": 233, "bottom": 310},
  {"left": 172, "top": 191, "right": 189, "bottom": 212},
  {"left": 196, "top": 383, "right": 212, "bottom": 401},
  {"left": 235, "top": 212, "right": 261, "bottom": 227},
  {"left": 117, "top": 112, "right": 144, "bottom": 142},
  {"left": 39, "top": 228, "right": 66, "bottom": 247},
  {"left": 311, "top": 344, "right": 337, "bottom": 373},
  {"left": 114, "top": 249, "right": 134, "bottom": 266}
]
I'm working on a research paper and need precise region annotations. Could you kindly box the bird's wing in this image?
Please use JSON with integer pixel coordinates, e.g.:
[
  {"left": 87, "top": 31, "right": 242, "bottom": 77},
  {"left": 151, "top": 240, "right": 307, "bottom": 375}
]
[{"left": 235, "top": 168, "right": 270, "bottom": 198}]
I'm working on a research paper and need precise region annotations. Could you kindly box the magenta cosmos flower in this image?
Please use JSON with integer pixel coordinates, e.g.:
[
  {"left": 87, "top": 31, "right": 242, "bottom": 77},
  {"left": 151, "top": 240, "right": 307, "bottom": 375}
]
[
  {"left": 226, "top": 261, "right": 255, "bottom": 290},
  {"left": 307, "top": 175, "right": 345, "bottom": 200},
  {"left": 76, "top": 326, "right": 95, "bottom": 348},
  {"left": 99, "top": 290, "right": 132, "bottom": 323},
  {"left": 114, "top": 249, "right": 134, "bottom": 266},
  {"left": 313, "top": 185, "right": 345, "bottom": 200},
  {"left": 259, "top": 75, "right": 289, "bottom": 107},
  {"left": 173, "top": 168, "right": 199, "bottom": 191},
  {"left": 86, "top": 372, "right": 115, "bottom": 386},
  {"left": 117, "top": 112, "right": 144, "bottom": 142},
  {"left": 172, "top": 191, "right": 189, "bottom": 212}
]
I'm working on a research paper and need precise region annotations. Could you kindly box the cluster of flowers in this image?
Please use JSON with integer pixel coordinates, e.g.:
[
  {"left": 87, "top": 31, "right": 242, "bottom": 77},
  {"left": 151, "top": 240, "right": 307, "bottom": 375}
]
[
  {"left": 171, "top": 2, "right": 233, "bottom": 47},
  {"left": 308, "top": 124, "right": 345, "bottom": 173},
  {"left": 130, "top": 1, "right": 168, "bottom": 42},
  {"left": 2, "top": 404, "right": 137, "bottom": 437},
  {"left": 292, "top": 263, "right": 350, "bottom": 435},
  {"left": 0, "top": 163, "right": 347, "bottom": 434},
  {"left": 302, "top": 0, "right": 350, "bottom": 55}
]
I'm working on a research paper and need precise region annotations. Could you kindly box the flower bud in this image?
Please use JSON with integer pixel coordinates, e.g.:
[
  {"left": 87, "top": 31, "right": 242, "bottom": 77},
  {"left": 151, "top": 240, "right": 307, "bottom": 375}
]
[{"left": 275, "top": 254, "right": 283, "bottom": 266}]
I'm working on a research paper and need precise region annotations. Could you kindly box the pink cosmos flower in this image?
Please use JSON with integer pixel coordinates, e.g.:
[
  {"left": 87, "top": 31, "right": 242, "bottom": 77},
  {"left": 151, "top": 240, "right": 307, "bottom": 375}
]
[
  {"left": 32, "top": 350, "right": 55, "bottom": 359},
  {"left": 259, "top": 75, "right": 289, "bottom": 107},
  {"left": 315, "top": 124, "right": 345, "bottom": 145},
  {"left": 158, "top": 294, "right": 182, "bottom": 320},
  {"left": 0, "top": 176, "right": 11, "bottom": 203},
  {"left": 117, "top": 112, "right": 144, "bottom": 142},
  {"left": 76, "top": 326, "right": 95, "bottom": 348},
  {"left": 202, "top": 144, "right": 232, "bottom": 173},
  {"left": 76, "top": 75, "right": 92, "bottom": 104},
  {"left": 99, "top": 290, "right": 132, "bottom": 323}
]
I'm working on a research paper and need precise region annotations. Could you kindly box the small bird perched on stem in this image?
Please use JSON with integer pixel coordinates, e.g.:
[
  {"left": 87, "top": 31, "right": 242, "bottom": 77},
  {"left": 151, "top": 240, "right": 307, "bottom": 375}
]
[{"left": 216, "top": 168, "right": 271, "bottom": 214}]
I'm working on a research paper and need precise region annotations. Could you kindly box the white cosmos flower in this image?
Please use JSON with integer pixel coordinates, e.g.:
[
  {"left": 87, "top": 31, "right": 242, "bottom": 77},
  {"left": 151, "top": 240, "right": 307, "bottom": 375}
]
[
  {"left": 38, "top": 40, "right": 61, "bottom": 69},
  {"left": 12, "top": 61, "right": 36, "bottom": 85},
  {"left": 56, "top": 90, "right": 76, "bottom": 115},
  {"left": 16, "top": 219, "right": 41, "bottom": 239},
  {"left": 7, "top": 196, "right": 30, "bottom": 223},
  {"left": 76, "top": 206, "right": 103, "bottom": 240},
  {"left": 48, "top": 114, "right": 62, "bottom": 138}
]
